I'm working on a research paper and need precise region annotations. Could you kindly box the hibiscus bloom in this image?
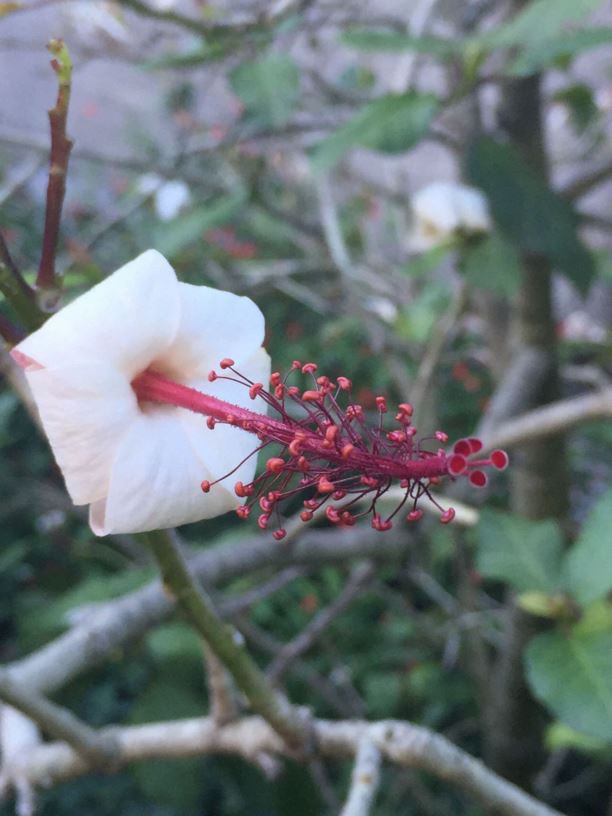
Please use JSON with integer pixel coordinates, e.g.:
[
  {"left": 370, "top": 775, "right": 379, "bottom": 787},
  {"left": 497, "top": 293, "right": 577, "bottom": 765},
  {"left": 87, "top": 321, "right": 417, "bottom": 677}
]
[{"left": 12, "top": 250, "right": 270, "bottom": 535}]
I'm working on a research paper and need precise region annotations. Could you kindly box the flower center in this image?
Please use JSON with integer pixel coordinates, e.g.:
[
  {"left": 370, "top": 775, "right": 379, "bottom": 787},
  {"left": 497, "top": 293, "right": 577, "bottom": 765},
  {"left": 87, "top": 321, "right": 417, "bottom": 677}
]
[{"left": 132, "top": 360, "right": 508, "bottom": 539}]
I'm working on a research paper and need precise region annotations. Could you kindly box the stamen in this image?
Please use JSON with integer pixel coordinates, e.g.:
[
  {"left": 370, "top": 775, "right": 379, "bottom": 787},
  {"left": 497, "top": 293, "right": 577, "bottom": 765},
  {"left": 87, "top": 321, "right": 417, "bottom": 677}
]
[{"left": 131, "top": 363, "right": 509, "bottom": 534}]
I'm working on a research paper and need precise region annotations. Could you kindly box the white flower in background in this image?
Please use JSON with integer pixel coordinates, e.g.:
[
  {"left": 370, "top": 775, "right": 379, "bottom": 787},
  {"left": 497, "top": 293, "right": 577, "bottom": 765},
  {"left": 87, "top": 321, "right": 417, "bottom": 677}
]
[
  {"left": 12, "top": 251, "right": 270, "bottom": 536},
  {"left": 135, "top": 175, "right": 191, "bottom": 221},
  {"left": 411, "top": 181, "right": 492, "bottom": 251},
  {"left": 154, "top": 180, "right": 191, "bottom": 222}
]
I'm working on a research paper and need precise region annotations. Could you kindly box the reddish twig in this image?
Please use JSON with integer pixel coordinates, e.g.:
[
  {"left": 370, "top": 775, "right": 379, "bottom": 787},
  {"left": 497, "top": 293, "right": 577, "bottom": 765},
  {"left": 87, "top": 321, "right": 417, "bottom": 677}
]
[{"left": 36, "top": 39, "right": 73, "bottom": 307}]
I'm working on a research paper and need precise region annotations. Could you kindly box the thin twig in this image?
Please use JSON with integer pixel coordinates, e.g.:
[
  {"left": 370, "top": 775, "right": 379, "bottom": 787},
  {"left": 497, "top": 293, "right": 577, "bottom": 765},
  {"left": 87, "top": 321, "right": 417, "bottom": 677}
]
[
  {"left": 267, "top": 562, "right": 375, "bottom": 683},
  {"left": 411, "top": 282, "right": 468, "bottom": 424},
  {"left": 36, "top": 40, "right": 73, "bottom": 305}
]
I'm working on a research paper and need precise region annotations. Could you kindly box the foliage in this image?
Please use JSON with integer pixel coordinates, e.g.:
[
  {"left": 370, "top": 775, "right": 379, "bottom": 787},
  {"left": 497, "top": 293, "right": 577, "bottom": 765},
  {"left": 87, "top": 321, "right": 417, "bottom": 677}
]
[{"left": 0, "top": 0, "right": 611, "bottom": 814}]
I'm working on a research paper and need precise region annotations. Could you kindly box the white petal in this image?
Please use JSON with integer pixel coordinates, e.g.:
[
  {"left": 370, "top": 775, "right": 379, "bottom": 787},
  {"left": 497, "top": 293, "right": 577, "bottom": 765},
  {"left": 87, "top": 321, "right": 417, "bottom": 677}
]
[
  {"left": 159, "top": 283, "right": 265, "bottom": 380},
  {"left": 179, "top": 347, "right": 271, "bottom": 486},
  {"left": 412, "top": 182, "right": 461, "bottom": 235},
  {"left": 25, "top": 361, "right": 138, "bottom": 504},
  {"left": 15, "top": 250, "right": 180, "bottom": 378},
  {"left": 456, "top": 186, "right": 491, "bottom": 232},
  {"left": 90, "top": 407, "right": 236, "bottom": 535}
]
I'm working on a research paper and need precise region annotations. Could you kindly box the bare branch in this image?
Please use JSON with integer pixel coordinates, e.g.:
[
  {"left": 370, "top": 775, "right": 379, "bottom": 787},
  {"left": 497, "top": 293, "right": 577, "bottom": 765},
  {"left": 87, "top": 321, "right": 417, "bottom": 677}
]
[
  {"left": 340, "top": 735, "right": 382, "bottom": 816},
  {"left": 9, "top": 715, "right": 566, "bottom": 816},
  {"left": 483, "top": 388, "right": 612, "bottom": 452},
  {"left": 0, "top": 673, "right": 117, "bottom": 769}
]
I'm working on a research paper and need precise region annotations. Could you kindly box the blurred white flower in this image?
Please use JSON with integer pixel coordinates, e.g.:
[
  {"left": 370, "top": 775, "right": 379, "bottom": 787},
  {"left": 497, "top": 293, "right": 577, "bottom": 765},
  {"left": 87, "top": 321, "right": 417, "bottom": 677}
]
[
  {"left": 135, "top": 175, "right": 191, "bottom": 221},
  {"left": 411, "top": 181, "right": 492, "bottom": 251},
  {"left": 12, "top": 251, "right": 270, "bottom": 535},
  {"left": 154, "top": 180, "right": 191, "bottom": 221}
]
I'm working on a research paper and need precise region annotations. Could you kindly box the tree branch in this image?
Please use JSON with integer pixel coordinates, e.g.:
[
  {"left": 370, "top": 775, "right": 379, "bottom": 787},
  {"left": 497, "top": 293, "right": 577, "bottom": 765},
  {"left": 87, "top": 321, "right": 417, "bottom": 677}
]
[
  {"left": 7, "top": 715, "right": 566, "bottom": 816},
  {"left": 340, "top": 735, "right": 382, "bottom": 816},
  {"left": 0, "top": 673, "right": 117, "bottom": 769}
]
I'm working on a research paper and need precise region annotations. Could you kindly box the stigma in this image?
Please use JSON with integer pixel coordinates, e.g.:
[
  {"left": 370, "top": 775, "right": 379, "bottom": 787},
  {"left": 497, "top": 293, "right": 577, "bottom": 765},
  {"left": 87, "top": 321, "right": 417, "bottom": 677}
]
[{"left": 132, "top": 360, "right": 508, "bottom": 539}]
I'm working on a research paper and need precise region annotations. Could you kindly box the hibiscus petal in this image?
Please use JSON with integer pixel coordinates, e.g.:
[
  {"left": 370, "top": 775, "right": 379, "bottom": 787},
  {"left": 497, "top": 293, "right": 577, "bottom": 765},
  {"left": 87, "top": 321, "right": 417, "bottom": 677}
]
[
  {"left": 179, "top": 347, "right": 271, "bottom": 486},
  {"left": 159, "top": 282, "right": 265, "bottom": 380},
  {"left": 90, "top": 407, "right": 236, "bottom": 535},
  {"left": 25, "top": 361, "right": 138, "bottom": 504},
  {"left": 14, "top": 250, "right": 180, "bottom": 378}
]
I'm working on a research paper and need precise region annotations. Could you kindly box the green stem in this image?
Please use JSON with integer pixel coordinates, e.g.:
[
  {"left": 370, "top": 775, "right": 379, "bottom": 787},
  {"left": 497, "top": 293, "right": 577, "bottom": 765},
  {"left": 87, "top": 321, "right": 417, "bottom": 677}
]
[{"left": 145, "top": 529, "right": 312, "bottom": 753}]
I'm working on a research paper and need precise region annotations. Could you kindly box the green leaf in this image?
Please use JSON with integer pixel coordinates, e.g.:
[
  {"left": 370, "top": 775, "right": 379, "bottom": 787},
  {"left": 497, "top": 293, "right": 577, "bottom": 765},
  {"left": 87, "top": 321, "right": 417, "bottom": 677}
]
[
  {"left": 130, "top": 678, "right": 206, "bottom": 810},
  {"left": 461, "top": 232, "right": 520, "bottom": 296},
  {"left": 341, "top": 29, "right": 462, "bottom": 58},
  {"left": 311, "top": 92, "right": 438, "bottom": 173},
  {"left": 476, "top": 510, "right": 563, "bottom": 593},
  {"left": 155, "top": 194, "right": 245, "bottom": 258},
  {"left": 546, "top": 721, "right": 608, "bottom": 753},
  {"left": 563, "top": 491, "right": 612, "bottom": 606},
  {"left": 526, "top": 630, "right": 612, "bottom": 741},
  {"left": 553, "top": 84, "right": 599, "bottom": 133},
  {"left": 229, "top": 54, "right": 300, "bottom": 128},
  {"left": 481, "top": 0, "right": 606, "bottom": 50},
  {"left": 509, "top": 27, "right": 612, "bottom": 75},
  {"left": 466, "top": 137, "right": 594, "bottom": 293}
]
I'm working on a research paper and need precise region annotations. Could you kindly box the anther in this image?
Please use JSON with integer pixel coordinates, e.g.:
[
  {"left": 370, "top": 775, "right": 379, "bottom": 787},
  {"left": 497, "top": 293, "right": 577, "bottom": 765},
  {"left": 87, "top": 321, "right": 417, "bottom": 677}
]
[
  {"left": 407, "top": 509, "right": 423, "bottom": 522},
  {"left": 208, "top": 371, "right": 217, "bottom": 382},
  {"left": 302, "top": 362, "right": 318, "bottom": 374},
  {"left": 266, "top": 457, "right": 285, "bottom": 474},
  {"left": 337, "top": 376, "right": 352, "bottom": 390},
  {"left": 273, "top": 528, "right": 287, "bottom": 541},
  {"left": 440, "top": 508, "right": 456, "bottom": 524},
  {"left": 201, "top": 480, "right": 211, "bottom": 493},
  {"left": 302, "top": 389, "right": 323, "bottom": 402},
  {"left": 375, "top": 396, "right": 387, "bottom": 413},
  {"left": 249, "top": 383, "right": 264, "bottom": 400},
  {"left": 219, "top": 358, "right": 235, "bottom": 369},
  {"left": 206, "top": 417, "right": 216, "bottom": 430},
  {"left": 317, "top": 476, "right": 335, "bottom": 493}
]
